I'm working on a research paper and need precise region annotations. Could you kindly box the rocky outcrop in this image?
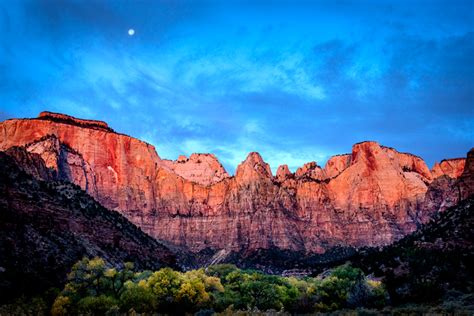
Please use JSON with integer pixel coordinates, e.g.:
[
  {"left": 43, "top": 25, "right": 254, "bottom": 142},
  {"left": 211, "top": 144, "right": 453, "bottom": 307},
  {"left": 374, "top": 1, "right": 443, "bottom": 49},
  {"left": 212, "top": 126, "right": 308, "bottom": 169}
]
[
  {"left": 0, "top": 115, "right": 161, "bottom": 213},
  {"left": 382, "top": 146, "right": 432, "bottom": 181},
  {"left": 295, "top": 161, "right": 326, "bottom": 181},
  {"left": 421, "top": 149, "right": 474, "bottom": 214},
  {"left": 276, "top": 164, "right": 292, "bottom": 182},
  {"left": 161, "top": 153, "right": 230, "bottom": 186},
  {"left": 324, "top": 154, "right": 351, "bottom": 178},
  {"left": 38, "top": 111, "right": 113, "bottom": 132},
  {"left": 431, "top": 158, "right": 466, "bottom": 179},
  {"left": 0, "top": 113, "right": 470, "bottom": 255}
]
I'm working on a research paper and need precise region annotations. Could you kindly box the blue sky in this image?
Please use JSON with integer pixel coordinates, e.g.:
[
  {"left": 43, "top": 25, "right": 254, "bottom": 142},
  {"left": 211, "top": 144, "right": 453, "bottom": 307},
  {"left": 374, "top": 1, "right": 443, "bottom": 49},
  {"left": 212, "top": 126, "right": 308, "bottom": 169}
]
[{"left": 1, "top": 0, "right": 473, "bottom": 173}]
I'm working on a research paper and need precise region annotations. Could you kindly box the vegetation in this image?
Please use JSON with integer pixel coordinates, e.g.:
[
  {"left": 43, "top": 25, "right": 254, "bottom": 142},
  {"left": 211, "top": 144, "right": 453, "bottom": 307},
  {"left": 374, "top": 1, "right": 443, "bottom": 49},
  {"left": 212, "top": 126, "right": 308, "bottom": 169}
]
[
  {"left": 353, "top": 197, "right": 474, "bottom": 305},
  {"left": 46, "top": 258, "right": 387, "bottom": 315}
]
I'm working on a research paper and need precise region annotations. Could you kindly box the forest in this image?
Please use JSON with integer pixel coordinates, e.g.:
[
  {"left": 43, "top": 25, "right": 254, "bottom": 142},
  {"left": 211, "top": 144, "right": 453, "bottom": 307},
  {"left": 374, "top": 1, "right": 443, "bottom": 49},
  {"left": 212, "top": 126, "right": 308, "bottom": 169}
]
[{"left": 3, "top": 256, "right": 472, "bottom": 315}]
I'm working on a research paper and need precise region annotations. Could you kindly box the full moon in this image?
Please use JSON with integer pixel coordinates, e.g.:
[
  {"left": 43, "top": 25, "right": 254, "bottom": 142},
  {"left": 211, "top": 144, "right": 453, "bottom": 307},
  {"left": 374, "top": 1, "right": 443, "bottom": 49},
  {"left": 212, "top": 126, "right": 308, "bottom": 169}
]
[{"left": 128, "top": 29, "right": 135, "bottom": 36}]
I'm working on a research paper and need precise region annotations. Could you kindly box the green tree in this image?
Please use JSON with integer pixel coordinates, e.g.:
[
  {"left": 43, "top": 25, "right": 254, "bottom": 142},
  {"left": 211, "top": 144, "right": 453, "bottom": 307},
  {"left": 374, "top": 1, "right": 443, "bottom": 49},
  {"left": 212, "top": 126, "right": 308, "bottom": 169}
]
[
  {"left": 314, "top": 264, "right": 367, "bottom": 312},
  {"left": 119, "top": 281, "right": 154, "bottom": 313},
  {"left": 77, "top": 295, "right": 118, "bottom": 314},
  {"left": 143, "top": 267, "right": 183, "bottom": 311}
]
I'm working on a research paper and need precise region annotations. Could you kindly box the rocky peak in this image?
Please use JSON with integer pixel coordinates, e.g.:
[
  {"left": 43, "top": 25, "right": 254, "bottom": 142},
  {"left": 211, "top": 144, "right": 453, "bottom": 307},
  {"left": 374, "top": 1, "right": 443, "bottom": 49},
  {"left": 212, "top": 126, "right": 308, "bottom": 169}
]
[
  {"left": 1, "top": 111, "right": 471, "bottom": 256},
  {"left": 161, "top": 153, "right": 230, "bottom": 186},
  {"left": 350, "top": 141, "right": 385, "bottom": 170},
  {"left": 324, "top": 154, "right": 351, "bottom": 179},
  {"left": 176, "top": 155, "right": 188, "bottom": 163},
  {"left": 382, "top": 146, "right": 432, "bottom": 181},
  {"left": 235, "top": 152, "right": 272, "bottom": 181},
  {"left": 0, "top": 113, "right": 161, "bottom": 212},
  {"left": 276, "top": 164, "right": 292, "bottom": 182},
  {"left": 38, "top": 111, "right": 113, "bottom": 132},
  {"left": 431, "top": 158, "right": 466, "bottom": 179},
  {"left": 329, "top": 141, "right": 428, "bottom": 209},
  {"left": 295, "top": 161, "right": 326, "bottom": 180}
]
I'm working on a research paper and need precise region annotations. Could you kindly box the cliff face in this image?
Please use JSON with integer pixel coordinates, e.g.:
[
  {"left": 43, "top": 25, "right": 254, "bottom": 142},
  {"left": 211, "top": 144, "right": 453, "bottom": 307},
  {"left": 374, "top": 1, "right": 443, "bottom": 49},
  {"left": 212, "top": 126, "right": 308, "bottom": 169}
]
[
  {"left": 431, "top": 158, "right": 466, "bottom": 179},
  {"left": 160, "top": 153, "right": 230, "bottom": 186},
  {"left": 1, "top": 115, "right": 161, "bottom": 214},
  {"left": 0, "top": 113, "right": 471, "bottom": 254}
]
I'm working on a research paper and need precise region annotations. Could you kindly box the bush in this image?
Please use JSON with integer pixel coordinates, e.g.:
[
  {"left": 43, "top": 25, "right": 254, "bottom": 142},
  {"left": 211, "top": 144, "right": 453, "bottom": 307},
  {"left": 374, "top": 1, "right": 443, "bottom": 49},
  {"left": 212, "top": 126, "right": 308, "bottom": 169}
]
[
  {"left": 51, "top": 258, "right": 391, "bottom": 314},
  {"left": 77, "top": 295, "right": 118, "bottom": 314}
]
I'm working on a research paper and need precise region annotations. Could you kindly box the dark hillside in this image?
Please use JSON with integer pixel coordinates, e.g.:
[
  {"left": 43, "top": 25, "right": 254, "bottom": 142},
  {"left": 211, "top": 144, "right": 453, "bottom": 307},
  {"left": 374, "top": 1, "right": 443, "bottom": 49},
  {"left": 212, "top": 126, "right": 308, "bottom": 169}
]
[
  {"left": 0, "top": 150, "right": 177, "bottom": 303},
  {"left": 354, "top": 196, "right": 474, "bottom": 304}
]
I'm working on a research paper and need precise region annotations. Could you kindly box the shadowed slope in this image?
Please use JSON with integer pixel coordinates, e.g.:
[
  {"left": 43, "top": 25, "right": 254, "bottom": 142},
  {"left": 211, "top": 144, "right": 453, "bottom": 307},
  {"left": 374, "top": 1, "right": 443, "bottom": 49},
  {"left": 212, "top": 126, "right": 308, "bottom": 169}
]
[{"left": 0, "top": 149, "right": 177, "bottom": 303}]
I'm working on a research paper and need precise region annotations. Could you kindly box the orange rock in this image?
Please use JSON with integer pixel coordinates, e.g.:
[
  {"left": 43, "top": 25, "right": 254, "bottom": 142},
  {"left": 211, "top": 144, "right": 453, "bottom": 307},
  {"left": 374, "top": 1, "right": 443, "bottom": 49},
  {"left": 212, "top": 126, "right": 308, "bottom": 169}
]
[
  {"left": 295, "top": 161, "right": 326, "bottom": 180},
  {"left": 431, "top": 158, "right": 466, "bottom": 179},
  {"left": 276, "top": 164, "right": 292, "bottom": 182},
  {"left": 161, "top": 153, "right": 229, "bottom": 186},
  {"left": 0, "top": 113, "right": 470, "bottom": 254},
  {"left": 235, "top": 152, "right": 272, "bottom": 182},
  {"left": 382, "top": 146, "right": 432, "bottom": 181},
  {"left": 0, "top": 115, "right": 161, "bottom": 213},
  {"left": 324, "top": 154, "right": 351, "bottom": 178}
]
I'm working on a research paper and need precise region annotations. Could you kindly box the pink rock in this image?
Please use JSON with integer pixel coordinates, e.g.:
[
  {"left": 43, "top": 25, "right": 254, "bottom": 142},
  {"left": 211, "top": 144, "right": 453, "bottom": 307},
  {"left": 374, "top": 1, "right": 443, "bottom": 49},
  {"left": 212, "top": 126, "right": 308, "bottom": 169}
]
[
  {"left": 324, "top": 154, "right": 351, "bottom": 178},
  {"left": 431, "top": 158, "right": 466, "bottom": 179},
  {"left": 0, "top": 114, "right": 470, "bottom": 254},
  {"left": 161, "top": 153, "right": 229, "bottom": 186},
  {"left": 276, "top": 164, "right": 292, "bottom": 182},
  {"left": 295, "top": 161, "right": 326, "bottom": 180}
]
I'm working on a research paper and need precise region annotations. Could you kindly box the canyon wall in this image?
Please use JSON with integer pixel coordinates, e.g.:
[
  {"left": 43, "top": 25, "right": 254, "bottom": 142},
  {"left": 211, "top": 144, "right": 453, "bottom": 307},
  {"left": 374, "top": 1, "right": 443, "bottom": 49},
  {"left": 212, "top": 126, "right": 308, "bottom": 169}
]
[{"left": 1, "top": 112, "right": 471, "bottom": 254}]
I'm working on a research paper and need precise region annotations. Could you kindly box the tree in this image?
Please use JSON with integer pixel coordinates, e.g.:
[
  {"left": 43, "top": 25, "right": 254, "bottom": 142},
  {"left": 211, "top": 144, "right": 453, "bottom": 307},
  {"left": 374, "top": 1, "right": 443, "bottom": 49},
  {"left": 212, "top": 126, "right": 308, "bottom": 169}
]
[
  {"left": 76, "top": 295, "right": 118, "bottom": 314},
  {"left": 143, "top": 267, "right": 183, "bottom": 311},
  {"left": 119, "top": 281, "right": 154, "bottom": 313},
  {"left": 64, "top": 257, "right": 107, "bottom": 298}
]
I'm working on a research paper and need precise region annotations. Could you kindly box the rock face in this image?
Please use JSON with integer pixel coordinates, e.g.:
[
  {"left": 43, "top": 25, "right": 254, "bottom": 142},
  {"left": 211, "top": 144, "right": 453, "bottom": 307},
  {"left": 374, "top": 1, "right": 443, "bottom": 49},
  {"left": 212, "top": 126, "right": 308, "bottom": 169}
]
[
  {"left": 1, "top": 114, "right": 161, "bottom": 213},
  {"left": 0, "top": 113, "right": 471, "bottom": 255},
  {"left": 431, "top": 158, "right": 466, "bottom": 179},
  {"left": 38, "top": 111, "right": 113, "bottom": 132},
  {"left": 324, "top": 154, "right": 351, "bottom": 178},
  {"left": 422, "top": 148, "right": 474, "bottom": 213},
  {"left": 161, "top": 153, "right": 230, "bottom": 186}
]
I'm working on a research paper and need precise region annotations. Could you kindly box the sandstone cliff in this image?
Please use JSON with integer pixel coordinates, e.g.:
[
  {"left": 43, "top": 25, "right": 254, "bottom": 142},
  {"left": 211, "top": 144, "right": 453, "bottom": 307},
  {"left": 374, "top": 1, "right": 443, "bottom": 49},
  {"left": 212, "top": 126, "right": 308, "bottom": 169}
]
[
  {"left": 161, "top": 153, "right": 230, "bottom": 186},
  {"left": 431, "top": 158, "right": 466, "bottom": 179},
  {"left": 0, "top": 113, "right": 471, "bottom": 255}
]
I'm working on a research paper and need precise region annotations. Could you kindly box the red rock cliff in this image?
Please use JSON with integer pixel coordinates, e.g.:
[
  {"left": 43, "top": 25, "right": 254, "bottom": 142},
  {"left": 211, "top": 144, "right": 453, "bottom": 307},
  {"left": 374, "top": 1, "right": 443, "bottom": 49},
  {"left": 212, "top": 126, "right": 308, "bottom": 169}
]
[{"left": 0, "top": 113, "right": 470, "bottom": 254}]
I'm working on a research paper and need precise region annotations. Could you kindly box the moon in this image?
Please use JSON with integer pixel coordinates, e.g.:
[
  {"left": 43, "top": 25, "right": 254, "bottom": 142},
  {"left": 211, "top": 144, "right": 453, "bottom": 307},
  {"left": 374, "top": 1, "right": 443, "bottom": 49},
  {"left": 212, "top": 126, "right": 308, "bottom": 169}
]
[{"left": 128, "top": 29, "right": 135, "bottom": 36}]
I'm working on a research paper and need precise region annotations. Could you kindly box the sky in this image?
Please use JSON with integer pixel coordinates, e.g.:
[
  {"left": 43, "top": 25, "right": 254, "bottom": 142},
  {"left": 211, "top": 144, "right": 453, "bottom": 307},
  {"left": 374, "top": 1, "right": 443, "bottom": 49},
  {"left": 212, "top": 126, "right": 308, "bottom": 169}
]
[{"left": 0, "top": 0, "right": 473, "bottom": 173}]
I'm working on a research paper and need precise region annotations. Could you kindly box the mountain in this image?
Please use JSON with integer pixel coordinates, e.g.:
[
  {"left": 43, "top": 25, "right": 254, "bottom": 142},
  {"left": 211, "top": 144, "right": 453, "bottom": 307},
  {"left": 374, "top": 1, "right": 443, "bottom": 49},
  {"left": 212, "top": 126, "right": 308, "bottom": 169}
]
[
  {"left": 353, "top": 195, "right": 474, "bottom": 304},
  {"left": 0, "top": 146, "right": 177, "bottom": 303},
  {"left": 0, "top": 112, "right": 470, "bottom": 258}
]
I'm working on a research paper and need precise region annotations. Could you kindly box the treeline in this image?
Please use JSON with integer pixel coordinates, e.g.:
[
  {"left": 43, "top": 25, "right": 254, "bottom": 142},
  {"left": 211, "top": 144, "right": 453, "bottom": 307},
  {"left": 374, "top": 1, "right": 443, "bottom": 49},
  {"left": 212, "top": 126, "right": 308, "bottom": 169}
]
[{"left": 51, "top": 257, "right": 387, "bottom": 315}]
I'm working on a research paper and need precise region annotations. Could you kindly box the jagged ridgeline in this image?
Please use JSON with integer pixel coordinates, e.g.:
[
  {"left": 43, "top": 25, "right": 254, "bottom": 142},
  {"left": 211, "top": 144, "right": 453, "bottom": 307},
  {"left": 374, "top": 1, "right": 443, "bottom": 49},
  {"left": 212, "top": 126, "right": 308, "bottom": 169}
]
[{"left": 0, "top": 112, "right": 471, "bottom": 261}]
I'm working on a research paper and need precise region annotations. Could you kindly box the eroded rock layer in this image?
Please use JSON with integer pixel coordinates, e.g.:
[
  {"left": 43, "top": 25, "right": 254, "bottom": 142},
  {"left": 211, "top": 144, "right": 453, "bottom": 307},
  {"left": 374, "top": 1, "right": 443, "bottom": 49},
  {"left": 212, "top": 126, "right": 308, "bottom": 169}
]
[{"left": 0, "top": 113, "right": 471, "bottom": 254}]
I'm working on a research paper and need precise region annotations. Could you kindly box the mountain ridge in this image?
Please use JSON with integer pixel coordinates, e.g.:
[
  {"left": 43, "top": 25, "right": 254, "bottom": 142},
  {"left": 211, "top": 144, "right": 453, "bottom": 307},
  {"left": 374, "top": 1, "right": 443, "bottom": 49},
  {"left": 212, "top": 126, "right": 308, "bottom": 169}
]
[{"left": 0, "top": 112, "right": 471, "bottom": 256}]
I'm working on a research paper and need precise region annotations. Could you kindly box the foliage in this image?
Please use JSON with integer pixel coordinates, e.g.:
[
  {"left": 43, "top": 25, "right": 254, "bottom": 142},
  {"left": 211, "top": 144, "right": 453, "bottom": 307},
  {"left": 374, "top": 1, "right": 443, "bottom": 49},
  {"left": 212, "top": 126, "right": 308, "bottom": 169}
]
[{"left": 50, "top": 258, "right": 391, "bottom": 314}]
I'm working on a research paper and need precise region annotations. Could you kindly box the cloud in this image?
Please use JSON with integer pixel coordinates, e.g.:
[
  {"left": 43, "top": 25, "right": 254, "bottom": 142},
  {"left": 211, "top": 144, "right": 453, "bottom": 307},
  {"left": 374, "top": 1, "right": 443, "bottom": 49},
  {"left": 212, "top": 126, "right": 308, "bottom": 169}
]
[{"left": 0, "top": 0, "right": 472, "bottom": 172}]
